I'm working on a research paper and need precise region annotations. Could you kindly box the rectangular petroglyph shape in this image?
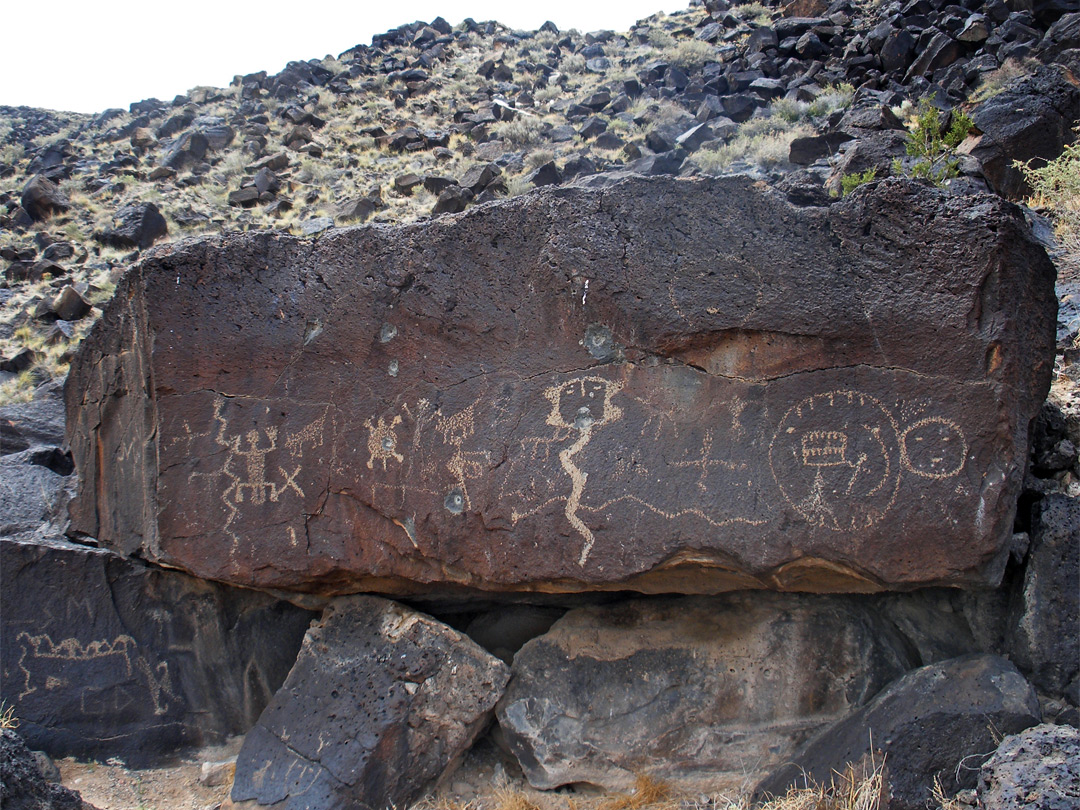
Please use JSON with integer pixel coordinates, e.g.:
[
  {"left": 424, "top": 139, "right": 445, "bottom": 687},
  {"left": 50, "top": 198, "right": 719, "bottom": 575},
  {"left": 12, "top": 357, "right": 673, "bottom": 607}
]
[{"left": 66, "top": 177, "right": 1057, "bottom": 596}]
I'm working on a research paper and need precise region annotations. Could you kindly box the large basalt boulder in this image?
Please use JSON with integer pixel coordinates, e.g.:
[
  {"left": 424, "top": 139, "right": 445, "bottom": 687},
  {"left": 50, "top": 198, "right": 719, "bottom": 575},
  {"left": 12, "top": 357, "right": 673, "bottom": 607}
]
[
  {"left": 977, "top": 723, "right": 1080, "bottom": 810},
  {"left": 66, "top": 177, "right": 1057, "bottom": 597},
  {"left": 497, "top": 594, "right": 915, "bottom": 791},
  {"left": 231, "top": 595, "right": 510, "bottom": 810},
  {"left": 1006, "top": 494, "right": 1080, "bottom": 699},
  {"left": 0, "top": 534, "right": 315, "bottom": 767},
  {"left": 757, "top": 655, "right": 1042, "bottom": 810}
]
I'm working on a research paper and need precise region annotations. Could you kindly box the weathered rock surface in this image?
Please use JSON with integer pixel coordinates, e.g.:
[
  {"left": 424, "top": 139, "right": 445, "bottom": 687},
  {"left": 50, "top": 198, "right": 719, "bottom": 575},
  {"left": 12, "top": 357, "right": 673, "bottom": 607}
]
[
  {"left": 497, "top": 594, "right": 915, "bottom": 791},
  {"left": 977, "top": 723, "right": 1080, "bottom": 810},
  {"left": 0, "top": 534, "right": 314, "bottom": 766},
  {"left": 1006, "top": 494, "right": 1080, "bottom": 699},
  {"left": 0, "top": 451, "right": 71, "bottom": 535},
  {"left": 0, "top": 729, "right": 94, "bottom": 810},
  {"left": 66, "top": 177, "right": 1057, "bottom": 596},
  {"left": 231, "top": 595, "right": 509, "bottom": 810},
  {"left": 757, "top": 655, "right": 1042, "bottom": 810},
  {"left": 95, "top": 202, "right": 168, "bottom": 250}
]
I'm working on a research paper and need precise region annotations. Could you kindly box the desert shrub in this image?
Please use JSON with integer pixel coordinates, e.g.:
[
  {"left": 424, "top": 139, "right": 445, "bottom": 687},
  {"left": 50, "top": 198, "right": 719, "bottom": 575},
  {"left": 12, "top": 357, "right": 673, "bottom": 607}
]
[
  {"left": 731, "top": 1, "right": 772, "bottom": 25},
  {"left": 526, "top": 148, "right": 556, "bottom": 169},
  {"left": 647, "top": 29, "right": 676, "bottom": 49},
  {"left": 806, "top": 83, "right": 855, "bottom": 117},
  {"left": 666, "top": 40, "right": 716, "bottom": 70},
  {"left": 970, "top": 57, "right": 1039, "bottom": 104},
  {"left": 491, "top": 115, "right": 546, "bottom": 146},
  {"left": 841, "top": 167, "right": 878, "bottom": 195},
  {"left": 692, "top": 124, "right": 812, "bottom": 173},
  {"left": 1016, "top": 139, "right": 1080, "bottom": 273},
  {"left": 894, "top": 101, "right": 974, "bottom": 186}
]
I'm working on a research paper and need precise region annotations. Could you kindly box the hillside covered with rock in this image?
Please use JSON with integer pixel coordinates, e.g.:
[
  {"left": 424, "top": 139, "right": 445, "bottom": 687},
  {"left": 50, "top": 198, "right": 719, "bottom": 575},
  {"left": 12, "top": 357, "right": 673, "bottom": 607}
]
[{"left": 1, "top": 1, "right": 1079, "bottom": 809}]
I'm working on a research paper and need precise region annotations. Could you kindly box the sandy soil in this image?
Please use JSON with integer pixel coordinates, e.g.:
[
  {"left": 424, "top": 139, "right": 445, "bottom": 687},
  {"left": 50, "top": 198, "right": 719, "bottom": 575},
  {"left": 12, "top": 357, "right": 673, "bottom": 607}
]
[
  {"left": 55, "top": 734, "right": 731, "bottom": 810},
  {"left": 58, "top": 738, "right": 241, "bottom": 810}
]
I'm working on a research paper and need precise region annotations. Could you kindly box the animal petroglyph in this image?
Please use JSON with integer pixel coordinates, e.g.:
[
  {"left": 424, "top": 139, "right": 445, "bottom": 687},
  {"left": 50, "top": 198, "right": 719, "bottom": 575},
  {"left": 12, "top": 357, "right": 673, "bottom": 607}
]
[
  {"left": 436, "top": 402, "right": 490, "bottom": 512},
  {"left": 15, "top": 632, "right": 177, "bottom": 715}
]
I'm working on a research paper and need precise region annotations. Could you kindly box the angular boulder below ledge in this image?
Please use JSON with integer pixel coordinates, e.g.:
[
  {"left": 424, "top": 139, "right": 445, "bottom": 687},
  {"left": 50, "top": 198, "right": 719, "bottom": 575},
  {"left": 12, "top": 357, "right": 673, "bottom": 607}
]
[{"left": 65, "top": 177, "right": 1057, "bottom": 597}]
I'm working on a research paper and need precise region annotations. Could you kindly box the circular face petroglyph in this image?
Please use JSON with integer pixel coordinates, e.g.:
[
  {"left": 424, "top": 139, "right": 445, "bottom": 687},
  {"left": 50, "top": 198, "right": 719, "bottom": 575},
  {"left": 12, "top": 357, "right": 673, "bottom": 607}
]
[
  {"left": 900, "top": 416, "right": 967, "bottom": 479},
  {"left": 770, "top": 390, "right": 901, "bottom": 531}
]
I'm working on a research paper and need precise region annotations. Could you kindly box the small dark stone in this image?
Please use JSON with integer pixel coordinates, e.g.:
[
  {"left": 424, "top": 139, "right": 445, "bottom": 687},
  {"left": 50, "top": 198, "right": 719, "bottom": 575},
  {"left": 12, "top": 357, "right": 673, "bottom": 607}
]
[
  {"left": 394, "top": 173, "right": 423, "bottom": 194},
  {"left": 51, "top": 286, "right": 92, "bottom": 321},
  {"left": 459, "top": 163, "right": 500, "bottom": 192},
  {"left": 578, "top": 116, "right": 608, "bottom": 139},
  {"left": 1, "top": 348, "right": 38, "bottom": 373},
  {"left": 432, "top": 185, "right": 473, "bottom": 215},
  {"left": 96, "top": 203, "right": 168, "bottom": 250},
  {"left": 21, "top": 176, "right": 69, "bottom": 222},
  {"left": 423, "top": 175, "right": 457, "bottom": 195},
  {"left": 526, "top": 161, "right": 562, "bottom": 187},
  {"left": 0, "top": 729, "right": 90, "bottom": 810}
]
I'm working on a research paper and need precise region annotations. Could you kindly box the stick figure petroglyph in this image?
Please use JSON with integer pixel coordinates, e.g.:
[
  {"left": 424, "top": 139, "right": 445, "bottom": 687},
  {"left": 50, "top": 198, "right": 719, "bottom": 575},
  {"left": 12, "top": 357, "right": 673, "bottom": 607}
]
[{"left": 179, "top": 397, "right": 329, "bottom": 551}]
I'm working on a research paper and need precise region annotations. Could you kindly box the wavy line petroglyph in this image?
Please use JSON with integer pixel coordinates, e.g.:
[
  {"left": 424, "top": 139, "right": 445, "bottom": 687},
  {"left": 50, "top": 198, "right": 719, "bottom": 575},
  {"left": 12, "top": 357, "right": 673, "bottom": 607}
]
[{"left": 543, "top": 377, "right": 624, "bottom": 565}]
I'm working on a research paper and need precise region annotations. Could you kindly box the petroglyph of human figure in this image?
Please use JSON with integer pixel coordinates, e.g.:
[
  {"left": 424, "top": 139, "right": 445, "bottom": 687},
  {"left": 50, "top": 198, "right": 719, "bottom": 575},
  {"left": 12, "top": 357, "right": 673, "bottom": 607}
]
[{"left": 501, "top": 376, "right": 624, "bottom": 566}]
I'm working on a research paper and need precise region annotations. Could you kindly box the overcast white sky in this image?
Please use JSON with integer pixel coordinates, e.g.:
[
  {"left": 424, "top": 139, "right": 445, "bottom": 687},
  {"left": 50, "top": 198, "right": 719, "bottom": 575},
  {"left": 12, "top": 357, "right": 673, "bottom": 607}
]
[{"left": 2, "top": 0, "right": 689, "bottom": 114}]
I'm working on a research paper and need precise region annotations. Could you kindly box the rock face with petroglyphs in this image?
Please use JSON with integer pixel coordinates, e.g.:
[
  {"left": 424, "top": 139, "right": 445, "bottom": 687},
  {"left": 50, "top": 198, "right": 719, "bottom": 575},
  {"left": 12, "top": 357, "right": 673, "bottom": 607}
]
[
  {"left": 65, "top": 176, "right": 1056, "bottom": 597},
  {"left": 0, "top": 533, "right": 315, "bottom": 766}
]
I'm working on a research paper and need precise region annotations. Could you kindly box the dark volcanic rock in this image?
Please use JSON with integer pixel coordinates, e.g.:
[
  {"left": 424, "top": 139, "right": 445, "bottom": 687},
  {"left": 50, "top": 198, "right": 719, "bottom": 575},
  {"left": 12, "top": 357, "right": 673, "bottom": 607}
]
[
  {"left": 757, "top": 655, "right": 1042, "bottom": 810},
  {"left": 96, "top": 202, "right": 168, "bottom": 250},
  {"left": 0, "top": 452, "right": 70, "bottom": 535},
  {"left": 497, "top": 594, "right": 914, "bottom": 791},
  {"left": 21, "top": 176, "right": 70, "bottom": 222},
  {"left": 961, "top": 63, "right": 1080, "bottom": 199},
  {"left": 0, "top": 534, "right": 314, "bottom": 766},
  {"left": 1006, "top": 494, "right": 1080, "bottom": 698},
  {"left": 231, "top": 595, "right": 509, "bottom": 810},
  {"left": 977, "top": 724, "right": 1080, "bottom": 810},
  {"left": 66, "top": 177, "right": 1056, "bottom": 597},
  {"left": 0, "top": 396, "right": 66, "bottom": 455},
  {"left": 0, "top": 729, "right": 92, "bottom": 810}
]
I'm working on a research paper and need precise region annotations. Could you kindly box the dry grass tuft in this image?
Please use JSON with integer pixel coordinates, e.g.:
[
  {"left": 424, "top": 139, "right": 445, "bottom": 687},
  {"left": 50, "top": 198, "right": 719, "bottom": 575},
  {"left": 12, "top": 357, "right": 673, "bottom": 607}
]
[
  {"left": 596, "top": 775, "right": 674, "bottom": 810},
  {"left": 0, "top": 700, "right": 19, "bottom": 730},
  {"left": 494, "top": 787, "right": 543, "bottom": 810}
]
